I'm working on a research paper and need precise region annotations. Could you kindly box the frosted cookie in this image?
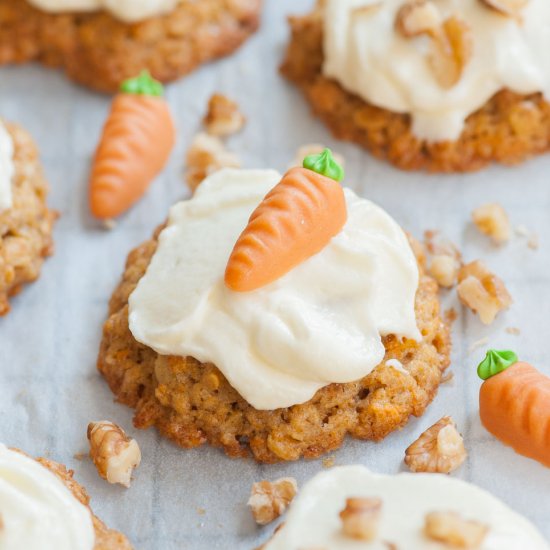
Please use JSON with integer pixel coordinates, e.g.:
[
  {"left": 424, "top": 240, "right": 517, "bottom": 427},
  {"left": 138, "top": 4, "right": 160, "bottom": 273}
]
[
  {"left": 0, "top": 444, "right": 131, "bottom": 549},
  {"left": 281, "top": 0, "right": 550, "bottom": 172},
  {"left": 0, "top": 0, "right": 261, "bottom": 92},
  {"left": 0, "top": 121, "right": 55, "bottom": 315},
  {"left": 97, "top": 153, "right": 450, "bottom": 463},
  {"left": 260, "top": 465, "right": 549, "bottom": 549}
]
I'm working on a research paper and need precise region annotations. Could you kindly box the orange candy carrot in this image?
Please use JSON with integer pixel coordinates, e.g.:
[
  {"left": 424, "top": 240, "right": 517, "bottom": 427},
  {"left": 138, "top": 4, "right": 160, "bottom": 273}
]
[
  {"left": 478, "top": 349, "right": 550, "bottom": 468},
  {"left": 89, "top": 71, "right": 175, "bottom": 219},
  {"left": 224, "top": 149, "right": 347, "bottom": 292}
]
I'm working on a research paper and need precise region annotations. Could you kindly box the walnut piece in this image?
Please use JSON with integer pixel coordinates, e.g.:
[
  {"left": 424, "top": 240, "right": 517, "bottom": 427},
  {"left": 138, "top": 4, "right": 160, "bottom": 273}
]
[
  {"left": 429, "top": 16, "right": 473, "bottom": 88},
  {"left": 203, "top": 93, "right": 246, "bottom": 137},
  {"left": 185, "top": 133, "right": 241, "bottom": 192},
  {"left": 87, "top": 421, "right": 141, "bottom": 488},
  {"left": 248, "top": 478, "right": 297, "bottom": 525},
  {"left": 395, "top": 0, "right": 441, "bottom": 38},
  {"left": 472, "top": 203, "right": 511, "bottom": 244},
  {"left": 425, "top": 511, "right": 489, "bottom": 548},
  {"left": 479, "top": 0, "right": 528, "bottom": 18},
  {"left": 457, "top": 261, "right": 512, "bottom": 324},
  {"left": 340, "top": 497, "right": 382, "bottom": 541},
  {"left": 429, "top": 254, "right": 460, "bottom": 288},
  {"left": 405, "top": 416, "right": 467, "bottom": 474}
]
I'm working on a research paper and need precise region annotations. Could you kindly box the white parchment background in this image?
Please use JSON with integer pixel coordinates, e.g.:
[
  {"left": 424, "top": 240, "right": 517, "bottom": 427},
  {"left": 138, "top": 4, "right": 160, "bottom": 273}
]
[{"left": 1, "top": 1, "right": 550, "bottom": 548}]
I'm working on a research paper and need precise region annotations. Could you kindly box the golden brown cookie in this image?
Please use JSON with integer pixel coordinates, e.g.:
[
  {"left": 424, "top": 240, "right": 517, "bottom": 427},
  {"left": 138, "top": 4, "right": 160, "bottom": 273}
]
[
  {"left": 280, "top": 5, "right": 550, "bottom": 173},
  {"left": 97, "top": 226, "right": 451, "bottom": 464},
  {"left": 0, "top": 122, "right": 56, "bottom": 316},
  {"left": 21, "top": 452, "right": 132, "bottom": 549},
  {"left": 0, "top": 0, "right": 261, "bottom": 93}
]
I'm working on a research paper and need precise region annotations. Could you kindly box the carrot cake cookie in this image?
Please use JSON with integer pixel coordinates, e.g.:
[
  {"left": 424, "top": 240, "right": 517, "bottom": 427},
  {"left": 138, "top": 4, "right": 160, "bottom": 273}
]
[
  {"left": 0, "top": 444, "right": 131, "bottom": 549},
  {"left": 0, "top": 0, "right": 262, "bottom": 92},
  {"left": 0, "top": 120, "right": 55, "bottom": 315},
  {"left": 281, "top": 0, "right": 550, "bottom": 172},
  {"left": 97, "top": 155, "right": 450, "bottom": 463}
]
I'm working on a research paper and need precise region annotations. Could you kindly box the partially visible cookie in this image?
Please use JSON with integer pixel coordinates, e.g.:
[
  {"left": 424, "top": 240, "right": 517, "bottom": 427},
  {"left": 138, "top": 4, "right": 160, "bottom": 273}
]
[
  {"left": 0, "top": 121, "right": 55, "bottom": 316},
  {"left": 97, "top": 226, "right": 450, "bottom": 463},
  {"left": 0, "top": 0, "right": 262, "bottom": 92},
  {"left": 1, "top": 445, "right": 132, "bottom": 549}
]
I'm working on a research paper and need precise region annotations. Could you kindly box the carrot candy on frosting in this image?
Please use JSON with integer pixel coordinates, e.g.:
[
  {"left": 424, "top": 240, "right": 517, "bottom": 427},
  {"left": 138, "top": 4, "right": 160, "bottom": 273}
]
[
  {"left": 89, "top": 70, "right": 176, "bottom": 220},
  {"left": 224, "top": 149, "right": 347, "bottom": 292},
  {"left": 478, "top": 349, "right": 550, "bottom": 468}
]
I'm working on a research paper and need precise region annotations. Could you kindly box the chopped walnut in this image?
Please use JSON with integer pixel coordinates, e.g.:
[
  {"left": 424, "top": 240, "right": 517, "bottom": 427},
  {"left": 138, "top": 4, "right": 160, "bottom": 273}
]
[
  {"left": 405, "top": 416, "right": 467, "bottom": 474},
  {"left": 290, "top": 144, "right": 345, "bottom": 170},
  {"left": 429, "top": 254, "right": 460, "bottom": 288},
  {"left": 185, "top": 133, "right": 241, "bottom": 192},
  {"left": 457, "top": 260, "right": 512, "bottom": 324},
  {"left": 352, "top": 3, "right": 382, "bottom": 18},
  {"left": 429, "top": 16, "right": 473, "bottom": 88},
  {"left": 395, "top": 0, "right": 441, "bottom": 38},
  {"left": 248, "top": 478, "right": 297, "bottom": 525},
  {"left": 425, "top": 511, "right": 489, "bottom": 548},
  {"left": 87, "top": 421, "right": 141, "bottom": 488},
  {"left": 472, "top": 203, "right": 511, "bottom": 244},
  {"left": 203, "top": 93, "right": 245, "bottom": 137},
  {"left": 479, "top": 0, "right": 528, "bottom": 18},
  {"left": 340, "top": 497, "right": 382, "bottom": 541}
]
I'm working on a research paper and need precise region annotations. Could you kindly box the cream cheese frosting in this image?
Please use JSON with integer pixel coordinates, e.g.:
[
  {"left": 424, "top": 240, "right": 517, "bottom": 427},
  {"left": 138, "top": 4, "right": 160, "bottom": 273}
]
[
  {"left": 128, "top": 168, "right": 421, "bottom": 410},
  {"left": 323, "top": 0, "right": 550, "bottom": 141},
  {"left": 27, "top": 0, "right": 182, "bottom": 23},
  {"left": 264, "top": 465, "right": 550, "bottom": 549},
  {"left": 0, "top": 444, "right": 95, "bottom": 550},
  {"left": 0, "top": 122, "right": 14, "bottom": 212}
]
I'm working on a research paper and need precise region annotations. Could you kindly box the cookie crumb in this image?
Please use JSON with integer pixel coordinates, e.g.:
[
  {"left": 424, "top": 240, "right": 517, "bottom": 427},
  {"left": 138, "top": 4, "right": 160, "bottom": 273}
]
[
  {"left": 323, "top": 456, "right": 336, "bottom": 468},
  {"left": 527, "top": 233, "right": 539, "bottom": 250},
  {"left": 425, "top": 511, "right": 488, "bottom": 548},
  {"left": 405, "top": 416, "right": 467, "bottom": 474},
  {"left": 87, "top": 421, "right": 141, "bottom": 488},
  {"left": 441, "top": 370, "right": 454, "bottom": 384},
  {"left": 248, "top": 478, "right": 298, "bottom": 525},
  {"left": 445, "top": 308, "right": 458, "bottom": 324},
  {"left": 73, "top": 452, "right": 86, "bottom": 461},
  {"left": 340, "top": 497, "right": 382, "bottom": 541},
  {"left": 505, "top": 326, "right": 521, "bottom": 335},
  {"left": 102, "top": 219, "right": 117, "bottom": 231},
  {"left": 197, "top": 507, "right": 206, "bottom": 516},
  {"left": 203, "top": 94, "right": 246, "bottom": 137},
  {"left": 185, "top": 133, "right": 241, "bottom": 192},
  {"left": 457, "top": 260, "right": 512, "bottom": 324},
  {"left": 472, "top": 203, "right": 510, "bottom": 244}
]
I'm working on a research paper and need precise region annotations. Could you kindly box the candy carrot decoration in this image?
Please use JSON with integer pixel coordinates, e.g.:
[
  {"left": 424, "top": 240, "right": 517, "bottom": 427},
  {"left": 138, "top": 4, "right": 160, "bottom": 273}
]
[
  {"left": 225, "top": 149, "right": 347, "bottom": 292},
  {"left": 89, "top": 71, "right": 175, "bottom": 219},
  {"left": 478, "top": 349, "right": 550, "bottom": 468}
]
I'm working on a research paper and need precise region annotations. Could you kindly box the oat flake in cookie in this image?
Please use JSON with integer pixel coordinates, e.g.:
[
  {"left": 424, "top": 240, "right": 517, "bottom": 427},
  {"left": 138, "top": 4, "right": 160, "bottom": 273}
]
[
  {"left": 0, "top": 0, "right": 262, "bottom": 92},
  {"left": 281, "top": 0, "right": 550, "bottom": 172},
  {"left": 98, "top": 164, "right": 450, "bottom": 463},
  {"left": 0, "top": 122, "right": 55, "bottom": 316}
]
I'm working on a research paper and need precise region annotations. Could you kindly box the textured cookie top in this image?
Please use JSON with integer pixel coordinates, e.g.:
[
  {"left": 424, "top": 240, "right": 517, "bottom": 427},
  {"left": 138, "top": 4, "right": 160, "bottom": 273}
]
[
  {"left": 0, "top": 121, "right": 14, "bottom": 212},
  {"left": 27, "top": 0, "right": 183, "bottom": 23},
  {"left": 0, "top": 444, "right": 95, "bottom": 550},
  {"left": 323, "top": 0, "right": 550, "bottom": 141},
  {"left": 128, "top": 168, "right": 420, "bottom": 410},
  {"left": 264, "top": 465, "right": 549, "bottom": 549}
]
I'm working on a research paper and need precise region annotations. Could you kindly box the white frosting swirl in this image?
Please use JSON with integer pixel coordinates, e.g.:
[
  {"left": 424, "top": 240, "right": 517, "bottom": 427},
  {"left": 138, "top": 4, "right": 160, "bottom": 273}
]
[
  {"left": 27, "top": 0, "right": 182, "bottom": 23},
  {"left": 323, "top": 0, "right": 550, "bottom": 141},
  {"left": 128, "top": 168, "right": 420, "bottom": 410},
  {"left": 0, "top": 444, "right": 95, "bottom": 550},
  {"left": 0, "top": 122, "right": 14, "bottom": 212},
  {"left": 264, "top": 465, "right": 550, "bottom": 549}
]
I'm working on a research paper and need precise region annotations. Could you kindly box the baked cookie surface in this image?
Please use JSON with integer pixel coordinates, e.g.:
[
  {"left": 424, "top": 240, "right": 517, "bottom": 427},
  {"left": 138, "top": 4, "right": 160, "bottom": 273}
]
[
  {"left": 97, "top": 226, "right": 450, "bottom": 463},
  {"left": 0, "top": 0, "right": 261, "bottom": 92},
  {"left": 280, "top": 6, "right": 550, "bottom": 173},
  {"left": 0, "top": 123, "right": 55, "bottom": 315}
]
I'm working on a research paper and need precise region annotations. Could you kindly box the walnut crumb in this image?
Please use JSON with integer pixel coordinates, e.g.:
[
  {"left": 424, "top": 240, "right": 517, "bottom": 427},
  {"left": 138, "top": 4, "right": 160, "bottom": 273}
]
[
  {"left": 73, "top": 452, "right": 86, "bottom": 461},
  {"left": 405, "top": 416, "right": 467, "bottom": 474},
  {"left": 323, "top": 456, "right": 336, "bottom": 468},
  {"left": 87, "top": 421, "right": 141, "bottom": 488},
  {"left": 457, "top": 261, "right": 512, "bottom": 324},
  {"left": 506, "top": 326, "right": 521, "bottom": 335},
  {"left": 185, "top": 133, "right": 241, "bottom": 192},
  {"left": 479, "top": 0, "right": 529, "bottom": 18},
  {"left": 340, "top": 497, "right": 382, "bottom": 541},
  {"left": 430, "top": 254, "right": 460, "bottom": 288},
  {"left": 203, "top": 93, "right": 245, "bottom": 137},
  {"left": 248, "top": 478, "right": 297, "bottom": 525},
  {"left": 425, "top": 511, "right": 489, "bottom": 548},
  {"left": 395, "top": 1, "right": 441, "bottom": 38},
  {"left": 472, "top": 203, "right": 511, "bottom": 244}
]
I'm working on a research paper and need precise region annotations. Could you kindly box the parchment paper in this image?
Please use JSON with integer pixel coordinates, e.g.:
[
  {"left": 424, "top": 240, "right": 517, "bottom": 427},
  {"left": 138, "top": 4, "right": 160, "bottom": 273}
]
[{"left": 1, "top": 1, "right": 549, "bottom": 548}]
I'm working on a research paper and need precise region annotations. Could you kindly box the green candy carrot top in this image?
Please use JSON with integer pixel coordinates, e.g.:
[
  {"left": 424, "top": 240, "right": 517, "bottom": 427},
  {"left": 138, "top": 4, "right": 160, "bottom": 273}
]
[
  {"left": 120, "top": 70, "right": 164, "bottom": 97},
  {"left": 477, "top": 349, "right": 518, "bottom": 380}
]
